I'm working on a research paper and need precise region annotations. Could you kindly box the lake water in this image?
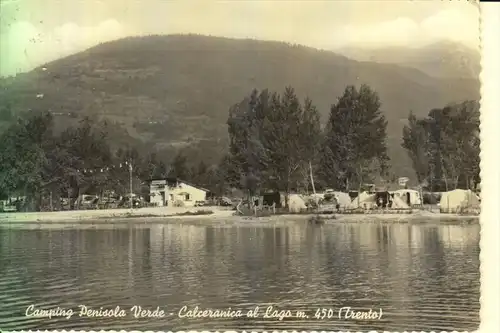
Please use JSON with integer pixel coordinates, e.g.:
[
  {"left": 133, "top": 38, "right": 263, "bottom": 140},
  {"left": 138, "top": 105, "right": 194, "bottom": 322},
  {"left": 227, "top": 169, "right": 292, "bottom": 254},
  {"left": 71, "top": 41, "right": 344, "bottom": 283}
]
[{"left": 0, "top": 221, "right": 480, "bottom": 331}]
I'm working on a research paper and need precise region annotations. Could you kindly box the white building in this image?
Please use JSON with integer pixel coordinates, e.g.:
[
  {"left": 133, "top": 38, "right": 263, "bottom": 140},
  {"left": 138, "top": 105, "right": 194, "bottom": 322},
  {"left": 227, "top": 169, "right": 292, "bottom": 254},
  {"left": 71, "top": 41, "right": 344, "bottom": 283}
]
[
  {"left": 149, "top": 179, "right": 168, "bottom": 207},
  {"left": 149, "top": 178, "right": 208, "bottom": 207}
]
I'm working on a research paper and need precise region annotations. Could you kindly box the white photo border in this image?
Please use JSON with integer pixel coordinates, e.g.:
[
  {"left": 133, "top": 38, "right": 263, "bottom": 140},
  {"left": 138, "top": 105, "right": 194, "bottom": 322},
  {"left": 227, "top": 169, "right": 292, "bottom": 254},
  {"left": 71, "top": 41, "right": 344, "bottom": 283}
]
[{"left": 479, "top": 1, "right": 500, "bottom": 333}]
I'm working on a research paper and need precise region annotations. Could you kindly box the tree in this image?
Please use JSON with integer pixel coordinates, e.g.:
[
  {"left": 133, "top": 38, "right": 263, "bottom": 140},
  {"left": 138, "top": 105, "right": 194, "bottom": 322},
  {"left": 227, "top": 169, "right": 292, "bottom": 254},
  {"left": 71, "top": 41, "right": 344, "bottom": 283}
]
[
  {"left": 321, "top": 84, "right": 389, "bottom": 192},
  {"left": 0, "top": 113, "right": 121, "bottom": 210},
  {"left": 448, "top": 101, "right": 480, "bottom": 189},
  {"left": 226, "top": 89, "right": 269, "bottom": 201},
  {"left": 217, "top": 153, "right": 240, "bottom": 194},
  {"left": 296, "top": 97, "right": 322, "bottom": 194},
  {"left": 42, "top": 133, "right": 81, "bottom": 209},
  {"left": 405, "top": 101, "right": 480, "bottom": 191},
  {"left": 0, "top": 112, "right": 54, "bottom": 210},
  {"left": 169, "top": 151, "right": 190, "bottom": 180},
  {"left": 191, "top": 160, "right": 208, "bottom": 187},
  {"left": 141, "top": 152, "right": 169, "bottom": 180},
  {"left": 402, "top": 111, "right": 430, "bottom": 184},
  {"left": 225, "top": 87, "right": 323, "bottom": 206},
  {"left": 60, "top": 117, "right": 114, "bottom": 207},
  {"left": 261, "top": 87, "right": 322, "bottom": 205}
]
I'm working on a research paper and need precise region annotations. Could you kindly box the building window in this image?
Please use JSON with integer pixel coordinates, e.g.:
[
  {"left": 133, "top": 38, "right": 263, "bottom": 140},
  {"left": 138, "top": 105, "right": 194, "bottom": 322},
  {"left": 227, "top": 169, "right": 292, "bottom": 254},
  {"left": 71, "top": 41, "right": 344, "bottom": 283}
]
[{"left": 185, "top": 194, "right": 190, "bottom": 201}]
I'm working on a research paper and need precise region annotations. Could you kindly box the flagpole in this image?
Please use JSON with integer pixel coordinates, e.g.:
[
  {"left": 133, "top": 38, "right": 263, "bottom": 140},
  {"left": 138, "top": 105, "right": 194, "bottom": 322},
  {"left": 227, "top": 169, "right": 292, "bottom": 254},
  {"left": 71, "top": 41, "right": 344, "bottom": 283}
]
[{"left": 129, "top": 160, "right": 133, "bottom": 210}]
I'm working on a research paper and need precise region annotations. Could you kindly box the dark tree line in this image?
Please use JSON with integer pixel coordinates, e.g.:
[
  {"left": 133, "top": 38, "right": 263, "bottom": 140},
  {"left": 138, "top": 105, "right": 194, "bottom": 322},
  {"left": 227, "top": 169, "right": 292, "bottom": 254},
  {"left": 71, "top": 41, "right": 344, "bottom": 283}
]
[
  {"left": 221, "top": 84, "right": 390, "bottom": 206},
  {"left": 0, "top": 114, "right": 220, "bottom": 211},
  {"left": 401, "top": 100, "right": 480, "bottom": 191},
  {"left": 0, "top": 84, "right": 478, "bottom": 211},
  {"left": 222, "top": 84, "right": 478, "bottom": 205}
]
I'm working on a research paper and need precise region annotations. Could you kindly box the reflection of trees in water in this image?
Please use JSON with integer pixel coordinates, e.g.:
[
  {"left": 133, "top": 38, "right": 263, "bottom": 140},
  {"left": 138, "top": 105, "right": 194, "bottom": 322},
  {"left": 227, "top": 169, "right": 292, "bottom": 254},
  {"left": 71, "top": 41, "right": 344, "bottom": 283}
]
[
  {"left": 387, "top": 225, "right": 412, "bottom": 322},
  {"left": 140, "top": 228, "right": 152, "bottom": 261},
  {"left": 438, "top": 225, "right": 480, "bottom": 311},
  {"left": 0, "top": 228, "right": 7, "bottom": 263},
  {"left": 438, "top": 225, "right": 480, "bottom": 249},
  {"left": 321, "top": 228, "right": 352, "bottom": 293},
  {"left": 377, "top": 225, "right": 390, "bottom": 252},
  {"left": 423, "top": 227, "right": 447, "bottom": 281},
  {"left": 0, "top": 223, "right": 480, "bottom": 331},
  {"left": 405, "top": 225, "right": 480, "bottom": 330}
]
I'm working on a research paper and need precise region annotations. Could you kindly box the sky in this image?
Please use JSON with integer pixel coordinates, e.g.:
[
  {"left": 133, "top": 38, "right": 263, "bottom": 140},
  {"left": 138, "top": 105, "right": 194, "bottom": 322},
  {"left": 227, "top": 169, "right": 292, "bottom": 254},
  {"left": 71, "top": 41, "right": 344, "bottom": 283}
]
[{"left": 0, "top": 0, "right": 480, "bottom": 77}]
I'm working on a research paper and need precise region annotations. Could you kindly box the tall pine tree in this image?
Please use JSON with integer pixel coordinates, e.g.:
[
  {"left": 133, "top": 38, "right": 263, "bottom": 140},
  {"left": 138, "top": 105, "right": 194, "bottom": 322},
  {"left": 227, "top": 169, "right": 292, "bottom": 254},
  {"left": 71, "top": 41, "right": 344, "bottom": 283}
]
[{"left": 321, "top": 84, "right": 389, "bottom": 191}]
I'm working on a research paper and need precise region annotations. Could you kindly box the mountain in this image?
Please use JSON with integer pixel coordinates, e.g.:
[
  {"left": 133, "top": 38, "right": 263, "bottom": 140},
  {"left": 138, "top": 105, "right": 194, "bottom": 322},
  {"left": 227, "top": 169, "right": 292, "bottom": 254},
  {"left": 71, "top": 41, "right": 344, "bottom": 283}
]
[
  {"left": 0, "top": 34, "right": 480, "bottom": 180},
  {"left": 338, "top": 41, "right": 480, "bottom": 79}
]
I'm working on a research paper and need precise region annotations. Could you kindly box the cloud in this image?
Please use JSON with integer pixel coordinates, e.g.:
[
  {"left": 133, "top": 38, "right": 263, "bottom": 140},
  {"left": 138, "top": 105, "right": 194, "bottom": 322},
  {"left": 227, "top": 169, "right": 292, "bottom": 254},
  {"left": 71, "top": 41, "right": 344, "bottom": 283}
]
[
  {"left": 0, "top": 19, "right": 128, "bottom": 77},
  {"left": 331, "top": 18, "right": 420, "bottom": 48},
  {"left": 421, "top": 8, "right": 479, "bottom": 48},
  {"left": 329, "top": 8, "right": 479, "bottom": 50},
  {"left": 0, "top": 4, "right": 479, "bottom": 77}
]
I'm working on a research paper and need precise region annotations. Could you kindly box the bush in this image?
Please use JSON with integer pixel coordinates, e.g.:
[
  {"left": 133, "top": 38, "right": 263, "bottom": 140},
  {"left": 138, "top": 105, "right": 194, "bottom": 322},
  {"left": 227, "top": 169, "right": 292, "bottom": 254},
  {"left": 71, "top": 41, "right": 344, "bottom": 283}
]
[{"left": 173, "top": 200, "right": 185, "bottom": 207}]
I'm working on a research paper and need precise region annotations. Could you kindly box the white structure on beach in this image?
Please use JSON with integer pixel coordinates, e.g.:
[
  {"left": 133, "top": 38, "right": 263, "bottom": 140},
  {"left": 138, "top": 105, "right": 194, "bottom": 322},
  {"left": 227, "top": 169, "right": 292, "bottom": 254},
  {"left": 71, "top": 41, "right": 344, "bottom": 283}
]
[
  {"left": 333, "top": 191, "right": 352, "bottom": 208},
  {"left": 287, "top": 194, "right": 307, "bottom": 213},
  {"left": 439, "top": 189, "right": 480, "bottom": 213},
  {"left": 392, "top": 189, "right": 422, "bottom": 206},
  {"left": 149, "top": 178, "right": 208, "bottom": 207},
  {"left": 349, "top": 191, "right": 378, "bottom": 209}
]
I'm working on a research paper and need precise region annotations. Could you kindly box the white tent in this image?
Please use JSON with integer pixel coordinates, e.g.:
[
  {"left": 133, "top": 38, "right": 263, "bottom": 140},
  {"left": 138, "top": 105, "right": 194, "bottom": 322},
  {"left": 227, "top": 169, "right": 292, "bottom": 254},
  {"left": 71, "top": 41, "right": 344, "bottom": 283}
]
[
  {"left": 310, "top": 193, "right": 324, "bottom": 201},
  {"left": 288, "top": 194, "right": 307, "bottom": 213},
  {"left": 439, "top": 189, "right": 480, "bottom": 213},
  {"left": 393, "top": 189, "right": 422, "bottom": 206},
  {"left": 391, "top": 195, "right": 410, "bottom": 209},
  {"left": 349, "top": 191, "right": 377, "bottom": 209}
]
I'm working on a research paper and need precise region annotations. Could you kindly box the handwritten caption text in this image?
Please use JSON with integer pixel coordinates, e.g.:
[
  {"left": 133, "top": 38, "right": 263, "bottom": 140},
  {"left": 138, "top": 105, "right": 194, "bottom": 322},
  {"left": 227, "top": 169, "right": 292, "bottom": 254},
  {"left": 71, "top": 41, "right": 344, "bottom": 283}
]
[{"left": 25, "top": 304, "right": 383, "bottom": 321}]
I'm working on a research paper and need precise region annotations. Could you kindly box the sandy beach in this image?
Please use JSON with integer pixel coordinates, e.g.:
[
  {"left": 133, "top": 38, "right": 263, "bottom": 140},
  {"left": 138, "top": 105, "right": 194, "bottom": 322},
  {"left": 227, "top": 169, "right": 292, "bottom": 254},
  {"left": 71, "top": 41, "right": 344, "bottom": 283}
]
[
  {"left": 0, "top": 206, "right": 478, "bottom": 226},
  {"left": 0, "top": 206, "right": 233, "bottom": 223}
]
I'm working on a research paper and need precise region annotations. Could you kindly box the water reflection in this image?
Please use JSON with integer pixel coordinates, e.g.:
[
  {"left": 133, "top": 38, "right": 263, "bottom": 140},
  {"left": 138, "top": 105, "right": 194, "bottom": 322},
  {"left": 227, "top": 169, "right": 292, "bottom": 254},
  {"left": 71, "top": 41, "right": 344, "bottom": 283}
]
[{"left": 0, "top": 222, "right": 480, "bottom": 331}]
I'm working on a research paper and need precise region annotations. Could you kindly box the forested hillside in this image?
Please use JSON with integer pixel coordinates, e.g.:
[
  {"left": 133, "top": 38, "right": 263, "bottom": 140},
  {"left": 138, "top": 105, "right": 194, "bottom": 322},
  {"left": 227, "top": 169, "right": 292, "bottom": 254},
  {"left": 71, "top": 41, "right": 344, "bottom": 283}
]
[{"left": 0, "top": 34, "right": 480, "bottom": 178}]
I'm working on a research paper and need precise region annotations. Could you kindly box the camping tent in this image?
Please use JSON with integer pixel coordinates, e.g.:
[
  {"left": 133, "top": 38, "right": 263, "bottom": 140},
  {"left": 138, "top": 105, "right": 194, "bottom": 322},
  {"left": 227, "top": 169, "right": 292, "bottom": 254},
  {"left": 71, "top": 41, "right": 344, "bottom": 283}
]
[
  {"left": 439, "top": 189, "right": 480, "bottom": 213},
  {"left": 310, "top": 193, "right": 324, "bottom": 201},
  {"left": 349, "top": 191, "right": 377, "bottom": 209},
  {"left": 391, "top": 196, "right": 410, "bottom": 209},
  {"left": 334, "top": 192, "right": 352, "bottom": 208},
  {"left": 288, "top": 194, "right": 307, "bottom": 213},
  {"left": 393, "top": 189, "right": 422, "bottom": 206}
]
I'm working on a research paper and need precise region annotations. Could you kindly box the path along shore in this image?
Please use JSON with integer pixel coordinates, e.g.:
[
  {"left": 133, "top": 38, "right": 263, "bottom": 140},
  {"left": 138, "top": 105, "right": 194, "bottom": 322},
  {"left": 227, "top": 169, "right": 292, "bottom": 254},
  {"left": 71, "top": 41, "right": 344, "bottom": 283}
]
[{"left": 0, "top": 206, "right": 478, "bottom": 226}]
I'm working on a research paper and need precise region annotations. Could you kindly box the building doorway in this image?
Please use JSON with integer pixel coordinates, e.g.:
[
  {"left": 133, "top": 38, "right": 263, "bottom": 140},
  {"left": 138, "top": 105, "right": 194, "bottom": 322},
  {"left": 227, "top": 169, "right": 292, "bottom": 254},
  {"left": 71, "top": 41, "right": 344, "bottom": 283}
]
[{"left": 160, "top": 191, "right": 166, "bottom": 206}]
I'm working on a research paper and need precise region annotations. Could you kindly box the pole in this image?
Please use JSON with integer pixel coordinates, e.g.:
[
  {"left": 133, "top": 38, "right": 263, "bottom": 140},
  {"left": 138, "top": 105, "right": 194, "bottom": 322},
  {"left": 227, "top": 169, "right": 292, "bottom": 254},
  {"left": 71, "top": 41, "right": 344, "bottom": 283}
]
[
  {"left": 309, "top": 161, "right": 319, "bottom": 209},
  {"left": 129, "top": 161, "right": 133, "bottom": 210},
  {"left": 309, "top": 161, "right": 316, "bottom": 195}
]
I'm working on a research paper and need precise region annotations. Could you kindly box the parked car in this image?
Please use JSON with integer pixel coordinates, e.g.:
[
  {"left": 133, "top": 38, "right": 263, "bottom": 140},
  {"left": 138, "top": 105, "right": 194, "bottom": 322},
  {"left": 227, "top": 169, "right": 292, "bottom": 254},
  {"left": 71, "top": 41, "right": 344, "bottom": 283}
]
[
  {"left": 218, "top": 196, "right": 233, "bottom": 206},
  {"left": 119, "top": 196, "right": 144, "bottom": 208},
  {"left": 97, "top": 196, "right": 120, "bottom": 209},
  {"left": 0, "top": 201, "right": 17, "bottom": 212},
  {"left": 75, "top": 195, "right": 99, "bottom": 210}
]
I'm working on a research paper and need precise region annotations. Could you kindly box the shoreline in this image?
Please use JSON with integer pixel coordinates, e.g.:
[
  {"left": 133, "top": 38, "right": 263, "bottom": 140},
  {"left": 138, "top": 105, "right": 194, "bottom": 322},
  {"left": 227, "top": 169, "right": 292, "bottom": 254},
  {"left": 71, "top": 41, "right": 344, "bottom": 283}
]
[
  {"left": 0, "top": 206, "right": 479, "bottom": 226},
  {"left": 0, "top": 206, "right": 234, "bottom": 223}
]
